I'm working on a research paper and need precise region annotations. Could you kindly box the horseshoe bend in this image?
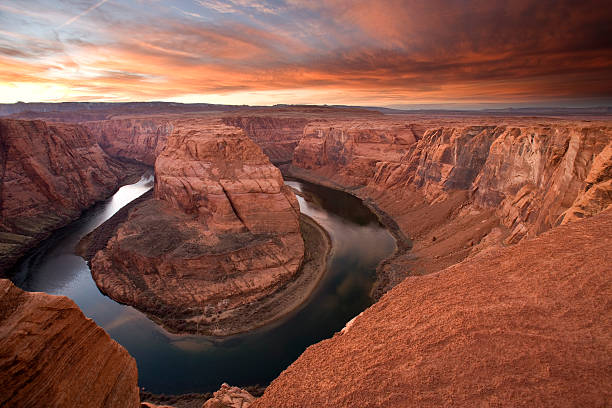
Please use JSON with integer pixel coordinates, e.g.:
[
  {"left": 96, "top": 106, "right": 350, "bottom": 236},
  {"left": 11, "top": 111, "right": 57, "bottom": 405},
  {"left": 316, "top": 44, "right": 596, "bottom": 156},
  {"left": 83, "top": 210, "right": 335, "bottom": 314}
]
[
  {"left": 1, "top": 106, "right": 610, "bottom": 407},
  {"left": 1, "top": 2, "right": 612, "bottom": 406}
]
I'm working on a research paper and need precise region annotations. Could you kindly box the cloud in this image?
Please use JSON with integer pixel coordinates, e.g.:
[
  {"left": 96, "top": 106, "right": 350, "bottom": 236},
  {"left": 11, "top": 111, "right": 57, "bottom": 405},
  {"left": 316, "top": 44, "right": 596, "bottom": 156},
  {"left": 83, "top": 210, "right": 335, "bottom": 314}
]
[
  {"left": 1, "top": 0, "right": 611, "bottom": 104},
  {"left": 57, "top": 0, "right": 110, "bottom": 29}
]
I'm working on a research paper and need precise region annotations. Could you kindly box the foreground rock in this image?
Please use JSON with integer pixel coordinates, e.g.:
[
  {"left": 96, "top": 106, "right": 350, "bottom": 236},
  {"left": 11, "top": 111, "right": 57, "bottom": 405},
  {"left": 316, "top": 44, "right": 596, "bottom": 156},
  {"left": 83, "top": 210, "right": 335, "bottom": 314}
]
[
  {"left": 89, "top": 119, "right": 307, "bottom": 335},
  {"left": 254, "top": 210, "right": 612, "bottom": 407},
  {"left": 202, "top": 384, "right": 255, "bottom": 408},
  {"left": 0, "top": 279, "right": 139, "bottom": 408},
  {"left": 0, "top": 119, "right": 136, "bottom": 273}
]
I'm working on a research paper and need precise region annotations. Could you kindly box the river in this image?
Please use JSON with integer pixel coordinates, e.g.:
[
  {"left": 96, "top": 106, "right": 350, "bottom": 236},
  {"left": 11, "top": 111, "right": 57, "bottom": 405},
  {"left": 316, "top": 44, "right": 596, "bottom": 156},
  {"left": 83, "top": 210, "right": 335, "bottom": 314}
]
[{"left": 9, "top": 174, "right": 396, "bottom": 394}]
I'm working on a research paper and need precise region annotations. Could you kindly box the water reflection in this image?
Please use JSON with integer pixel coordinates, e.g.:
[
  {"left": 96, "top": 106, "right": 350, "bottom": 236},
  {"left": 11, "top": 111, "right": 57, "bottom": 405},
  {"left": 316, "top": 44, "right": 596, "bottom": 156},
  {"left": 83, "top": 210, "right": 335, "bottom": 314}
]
[{"left": 9, "top": 176, "right": 396, "bottom": 394}]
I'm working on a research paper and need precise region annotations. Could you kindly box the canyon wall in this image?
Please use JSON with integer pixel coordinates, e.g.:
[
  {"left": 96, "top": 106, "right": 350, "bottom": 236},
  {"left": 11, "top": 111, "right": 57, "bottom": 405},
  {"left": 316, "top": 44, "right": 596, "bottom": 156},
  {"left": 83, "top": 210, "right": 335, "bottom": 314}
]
[
  {"left": 222, "top": 116, "right": 308, "bottom": 164},
  {"left": 89, "top": 119, "right": 305, "bottom": 334},
  {"left": 85, "top": 118, "right": 174, "bottom": 165},
  {"left": 290, "top": 119, "right": 612, "bottom": 289},
  {"left": 293, "top": 120, "right": 418, "bottom": 186},
  {"left": 85, "top": 115, "right": 307, "bottom": 167},
  {"left": 253, "top": 209, "right": 612, "bottom": 407},
  {"left": 0, "top": 278, "right": 139, "bottom": 408},
  {"left": 0, "top": 119, "right": 133, "bottom": 273}
]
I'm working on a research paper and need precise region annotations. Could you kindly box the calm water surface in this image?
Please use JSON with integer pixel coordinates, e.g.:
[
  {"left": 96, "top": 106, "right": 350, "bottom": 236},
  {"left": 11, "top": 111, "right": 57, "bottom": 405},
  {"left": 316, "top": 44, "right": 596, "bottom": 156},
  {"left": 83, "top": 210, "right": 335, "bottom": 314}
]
[{"left": 10, "top": 175, "right": 396, "bottom": 394}]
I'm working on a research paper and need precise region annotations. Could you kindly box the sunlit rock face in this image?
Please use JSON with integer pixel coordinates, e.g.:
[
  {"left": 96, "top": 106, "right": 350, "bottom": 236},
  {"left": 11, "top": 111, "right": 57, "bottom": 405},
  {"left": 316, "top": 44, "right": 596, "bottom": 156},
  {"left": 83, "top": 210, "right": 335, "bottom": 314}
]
[
  {"left": 0, "top": 119, "right": 130, "bottom": 273},
  {"left": 202, "top": 383, "right": 256, "bottom": 408},
  {"left": 471, "top": 126, "right": 612, "bottom": 243},
  {"left": 290, "top": 118, "right": 612, "bottom": 281},
  {"left": 89, "top": 118, "right": 304, "bottom": 334},
  {"left": 253, "top": 209, "right": 612, "bottom": 408},
  {"left": 0, "top": 278, "right": 140, "bottom": 408}
]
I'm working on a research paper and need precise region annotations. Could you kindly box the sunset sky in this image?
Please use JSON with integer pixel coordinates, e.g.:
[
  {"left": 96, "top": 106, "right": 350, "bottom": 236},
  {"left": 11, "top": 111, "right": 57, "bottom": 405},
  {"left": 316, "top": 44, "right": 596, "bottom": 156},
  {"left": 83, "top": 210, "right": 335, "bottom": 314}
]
[{"left": 1, "top": 0, "right": 611, "bottom": 107}]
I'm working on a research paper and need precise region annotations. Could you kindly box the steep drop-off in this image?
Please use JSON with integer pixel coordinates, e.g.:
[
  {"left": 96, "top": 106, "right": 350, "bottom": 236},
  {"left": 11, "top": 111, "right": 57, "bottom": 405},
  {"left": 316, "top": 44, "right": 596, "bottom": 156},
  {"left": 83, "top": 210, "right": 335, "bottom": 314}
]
[
  {"left": 0, "top": 278, "right": 139, "bottom": 408},
  {"left": 254, "top": 209, "right": 612, "bottom": 407},
  {"left": 290, "top": 119, "right": 612, "bottom": 293},
  {"left": 222, "top": 116, "right": 308, "bottom": 164},
  {"left": 88, "top": 119, "right": 306, "bottom": 335},
  {"left": 85, "top": 118, "right": 174, "bottom": 165},
  {"left": 0, "top": 119, "right": 135, "bottom": 273}
]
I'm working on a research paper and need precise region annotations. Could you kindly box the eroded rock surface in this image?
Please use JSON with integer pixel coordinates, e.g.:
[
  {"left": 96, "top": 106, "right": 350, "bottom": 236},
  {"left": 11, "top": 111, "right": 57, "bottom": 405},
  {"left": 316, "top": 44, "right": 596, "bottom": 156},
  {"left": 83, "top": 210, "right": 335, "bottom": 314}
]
[
  {"left": 0, "top": 278, "right": 139, "bottom": 408},
  {"left": 222, "top": 116, "right": 308, "bottom": 164},
  {"left": 202, "top": 384, "right": 255, "bottom": 408},
  {"left": 0, "top": 119, "right": 134, "bottom": 273},
  {"left": 89, "top": 119, "right": 305, "bottom": 334},
  {"left": 290, "top": 118, "right": 612, "bottom": 294},
  {"left": 253, "top": 210, "right": 612, "bottom": 407},
  {"left": 85, "top": 118, "right": 174, "bottom": 165}
]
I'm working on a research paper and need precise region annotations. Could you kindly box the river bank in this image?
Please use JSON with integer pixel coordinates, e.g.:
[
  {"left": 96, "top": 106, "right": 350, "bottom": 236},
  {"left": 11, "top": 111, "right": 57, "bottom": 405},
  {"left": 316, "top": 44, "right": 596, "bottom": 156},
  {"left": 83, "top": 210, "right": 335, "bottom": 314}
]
[{"left": 284, "top": 166, "right": 411, "bottom": 299}]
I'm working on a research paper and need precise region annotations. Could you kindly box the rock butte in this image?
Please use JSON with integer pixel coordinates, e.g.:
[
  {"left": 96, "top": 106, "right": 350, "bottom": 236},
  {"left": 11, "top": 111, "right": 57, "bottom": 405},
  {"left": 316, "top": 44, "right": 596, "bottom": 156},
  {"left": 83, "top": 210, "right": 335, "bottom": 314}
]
[
  {"left": 0, "top": 278, "right": 139, "bottom": 408},
  {"left": 88, "top": 118, "right": 305, "bottom": 334},
  {"left": 1, "top": 104, "right": 611, "bottom": 407}
]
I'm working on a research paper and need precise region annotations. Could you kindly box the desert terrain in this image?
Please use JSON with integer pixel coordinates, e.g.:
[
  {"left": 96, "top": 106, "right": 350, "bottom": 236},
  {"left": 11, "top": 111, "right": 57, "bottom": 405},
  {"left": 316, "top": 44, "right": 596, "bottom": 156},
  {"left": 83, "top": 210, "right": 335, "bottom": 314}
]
[{"left": 0, "top": 103, "right": 610, "bottom": 407}]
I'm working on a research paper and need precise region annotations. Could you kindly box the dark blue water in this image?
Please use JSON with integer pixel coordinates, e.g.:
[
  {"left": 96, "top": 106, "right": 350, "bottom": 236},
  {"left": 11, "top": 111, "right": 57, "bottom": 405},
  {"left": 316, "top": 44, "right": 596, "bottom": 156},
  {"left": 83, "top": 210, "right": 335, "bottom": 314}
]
[{"left": 9, "top": 175, "right": 396, "bottom": 394}]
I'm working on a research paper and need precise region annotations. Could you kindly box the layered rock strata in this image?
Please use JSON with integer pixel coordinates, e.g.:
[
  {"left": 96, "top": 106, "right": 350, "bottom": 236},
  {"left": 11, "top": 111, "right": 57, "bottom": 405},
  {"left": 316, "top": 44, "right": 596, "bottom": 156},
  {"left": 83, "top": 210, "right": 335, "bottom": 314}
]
[
  {"left": 290, "top": 119, "right": 612, "bottom": 294},
  {"left": 222, "top": 116, "right": 308, "bottom": 164},
  {"left": 85, "top": 118, "right": 174, "bottom": 165},
  {"left": 0, "top": 278, "right": 139, "bottom": 408},
  {"left": 85, "top": 115, "right": 307, "bottom": 169},
  {"left": 0, "top": 119, "right": 135, "bottom": 273},
  {"left": 88, "top": 119, "right": 306, "bottom": 334},
  {"left": 253, "top": 209, "right": 612, "bottom": 407}
]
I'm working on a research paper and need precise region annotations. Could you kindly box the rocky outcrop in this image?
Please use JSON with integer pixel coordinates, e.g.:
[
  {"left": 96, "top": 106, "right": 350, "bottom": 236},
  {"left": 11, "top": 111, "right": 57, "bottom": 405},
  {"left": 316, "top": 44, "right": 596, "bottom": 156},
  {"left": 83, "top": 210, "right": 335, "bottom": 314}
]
[
  {"left": 0, "top": 119, "right": 134, "bottom": 273},
  {"left": 89, "top": 119, "right": 305, "bottom": 335},
  {"left": 559, "top": 139, "right": 612, "bottom": 224},
  {"left": 472, "top": 126, "right": 612, "bottom": 243},
  {"left": 290, "top": 119, "right": 612, "bottom": 293},
  {"left": 222, "top": 116, "right": 308, "bottom": 164},
  {"left": 0, "top": 278, "right": 139, "bottom": 408},
  {"left": 202, "top": 384, "right": 255, "bottom": 408},
  {"left": 85, "top": 118, "right": 174, "bottom": 165},
  {"left": 253, "top": 209, "right": 612, "bottom": 407}
]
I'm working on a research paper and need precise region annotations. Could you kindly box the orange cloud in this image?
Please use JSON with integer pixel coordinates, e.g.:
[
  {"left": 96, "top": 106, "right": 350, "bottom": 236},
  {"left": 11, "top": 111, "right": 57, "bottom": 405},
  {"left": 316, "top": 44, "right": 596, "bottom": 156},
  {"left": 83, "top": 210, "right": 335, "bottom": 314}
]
[{"left": 0, "top": 0, "right": 610, "bottom": 105}]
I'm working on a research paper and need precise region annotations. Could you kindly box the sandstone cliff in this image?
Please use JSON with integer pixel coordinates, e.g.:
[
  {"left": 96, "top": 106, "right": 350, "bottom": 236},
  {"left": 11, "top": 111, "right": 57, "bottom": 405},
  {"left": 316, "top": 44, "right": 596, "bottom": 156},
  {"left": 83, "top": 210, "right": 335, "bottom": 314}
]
[
  {"left": 85, "top": 118, "right": 174, "bottom": 165},
  {"left": 85, "top": 115, "right": 305, "bottom": 168},
  {"left": 89, "top": 119, "right": 305, "bottom": 335},
  {"left": 0, "top": 278, "right": 139, "bottom": 408},
  {"left": 222, "top": 116, "right": 308, "bottom": 164},
  {"left": 290, "top": 119, "right": 612, "bottom": 293},
  {"left": 0, "top": 119, "right": 134, "bottom": 273},
  {"left": 253, "top": 209, "right": 612, "bottom": 407}
]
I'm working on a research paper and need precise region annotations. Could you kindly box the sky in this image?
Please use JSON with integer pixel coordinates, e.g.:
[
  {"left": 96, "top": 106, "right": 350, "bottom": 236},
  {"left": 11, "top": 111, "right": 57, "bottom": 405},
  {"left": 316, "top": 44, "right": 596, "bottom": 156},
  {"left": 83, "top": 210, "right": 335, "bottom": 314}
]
[{"left": 0, "top": 0, "right": 611, "bottom": 108}]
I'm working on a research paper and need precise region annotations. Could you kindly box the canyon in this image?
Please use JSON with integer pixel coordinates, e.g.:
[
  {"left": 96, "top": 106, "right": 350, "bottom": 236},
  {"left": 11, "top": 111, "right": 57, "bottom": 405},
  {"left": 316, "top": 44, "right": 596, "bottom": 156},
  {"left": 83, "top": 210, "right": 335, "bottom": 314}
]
[
  {"left": 288, "top": 118, "right": 612, "bottom": 295},
  {"left": 0, "top": 119, "right": 141, "bottom": 273},
  {"left": 0, "top": 104, "right": 610, "bottom": 407}
]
